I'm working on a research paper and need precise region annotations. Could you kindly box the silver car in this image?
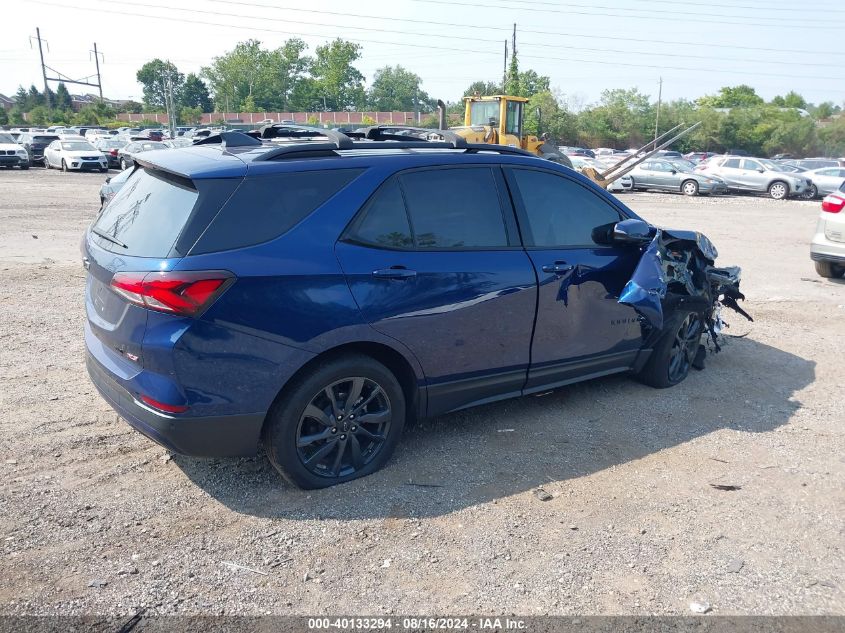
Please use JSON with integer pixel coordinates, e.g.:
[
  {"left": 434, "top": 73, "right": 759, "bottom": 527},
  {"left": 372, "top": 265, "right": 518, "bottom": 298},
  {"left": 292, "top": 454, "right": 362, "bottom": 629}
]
[
  {"left": 628, "top": 159, "right": 728, "bottom": 196},
  {"left": 810, "top": 182, "right": 845, "bottom": 278},
  {"left": 803, "top": 167, "right": 845, "bottom": 199},
  {"left": 698, "top": 156, "right": 809, "bottom": 200}
]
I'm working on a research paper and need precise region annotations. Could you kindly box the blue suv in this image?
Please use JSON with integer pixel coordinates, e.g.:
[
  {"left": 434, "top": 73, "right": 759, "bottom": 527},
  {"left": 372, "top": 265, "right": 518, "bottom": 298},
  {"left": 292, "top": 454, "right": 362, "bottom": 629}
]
[{"left": 83, "top": 128, "right": 746, "bottom": 489}]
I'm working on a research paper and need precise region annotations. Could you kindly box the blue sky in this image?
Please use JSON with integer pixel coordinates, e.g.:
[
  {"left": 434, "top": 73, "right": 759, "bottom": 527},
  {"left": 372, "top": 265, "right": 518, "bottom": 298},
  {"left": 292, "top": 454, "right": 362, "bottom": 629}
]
[{"left": 3, "top": 0, "right": 844, "bottom": 108}]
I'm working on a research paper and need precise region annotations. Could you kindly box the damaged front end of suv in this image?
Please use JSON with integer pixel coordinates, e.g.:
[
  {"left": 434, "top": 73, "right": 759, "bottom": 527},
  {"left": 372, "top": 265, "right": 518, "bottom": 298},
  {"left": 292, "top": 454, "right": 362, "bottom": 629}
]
[{"left": 606, "top": 219, "right": 753, "bottom": 387}]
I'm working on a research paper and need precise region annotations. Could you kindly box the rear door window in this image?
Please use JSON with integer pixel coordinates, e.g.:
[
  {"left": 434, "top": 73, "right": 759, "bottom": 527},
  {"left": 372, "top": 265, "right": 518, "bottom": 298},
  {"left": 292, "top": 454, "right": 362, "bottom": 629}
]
[
  {"left": 722, "top": 158, "right": 742, "bottom": 168},
  {"left": 346, "top": 178, "right": 413, "bottom": 249},
  {"left": 399, "top": 167, "right": 509, "bottom": 248},
  {"left": 91, "top": 168, "right": 198, "bottom": 257},
  {"left": 191, "top": 169, "right": 363, "bottom": 254}
]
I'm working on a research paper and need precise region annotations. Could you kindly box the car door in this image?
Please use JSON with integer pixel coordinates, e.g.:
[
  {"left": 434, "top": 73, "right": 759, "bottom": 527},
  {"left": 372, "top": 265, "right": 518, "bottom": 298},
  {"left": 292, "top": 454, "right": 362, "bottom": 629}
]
[
  {"left": 715, "top": 157, "right": 744, "bottom": 189},
  {"left": 813, "top": 168, "right": 845, "bottom": 195},
  {"left": 651, "top": 160, "right": 678, "bottom": 190},
  {"left": 737, "top": 159, "right": 767, "bottom": 190},
  {"left": 45, "top": 140, "right": 59, "bottom": 167},
  {"left": 503, "top": 166, "right": 644, "bottom": 391},
  {"left": 335, "top": 165, "right": 538, "bottom": 416},
  {"left": 634, "top": 161, "right": 660, "bottom": 189}
]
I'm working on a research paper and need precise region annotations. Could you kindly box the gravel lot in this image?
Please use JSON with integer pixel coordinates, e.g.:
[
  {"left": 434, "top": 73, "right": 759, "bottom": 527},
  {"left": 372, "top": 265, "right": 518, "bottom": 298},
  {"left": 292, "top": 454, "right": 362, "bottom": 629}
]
[{"left": 0, "top": 168, "right": 843, "bottom": 617}]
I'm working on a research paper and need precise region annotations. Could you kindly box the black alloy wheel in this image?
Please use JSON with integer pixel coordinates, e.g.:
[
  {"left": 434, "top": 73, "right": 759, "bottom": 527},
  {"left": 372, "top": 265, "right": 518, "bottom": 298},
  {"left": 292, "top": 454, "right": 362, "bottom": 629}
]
[
  {"left": 296, "top": 377, "right": 392, "bottom": 479},
  {"left": 667, "top": 313, "right": 702, "bottom": 384}
]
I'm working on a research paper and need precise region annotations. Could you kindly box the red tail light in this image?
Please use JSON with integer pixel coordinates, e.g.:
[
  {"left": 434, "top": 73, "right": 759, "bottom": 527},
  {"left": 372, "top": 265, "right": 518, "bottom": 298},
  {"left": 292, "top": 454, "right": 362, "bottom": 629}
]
[
  {"left": 140, "top": 395, "right": 188, "bottom": 414},
  {"left": 110, "top": 271, "right": 234, "bottom": 316},
  {"left": 822, "top": 194, "right": 845, "bottom": 213},
  {"left": 110, "top": 149, "right": 118, "bottom": 156}
]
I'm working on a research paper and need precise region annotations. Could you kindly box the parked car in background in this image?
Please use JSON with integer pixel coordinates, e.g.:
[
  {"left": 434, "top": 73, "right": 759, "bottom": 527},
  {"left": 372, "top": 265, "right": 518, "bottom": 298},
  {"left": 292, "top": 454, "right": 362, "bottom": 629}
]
[
  {"left": 629, "top": 159, "right": 727, "bottom": 196},
  {"left": 164, "top": 137, "right": 193, "bottom": 149},
  {"left": 0, "top": 132, "right": 31, "bottom": 169},
  {"left": 43, "top": 139, "right": 107, "bottom": 172},
  {"left": 94, "top": 139, "right": 128, "bottom": 169},
  {"left": 654, "top": 150, "right": 683, "bottom": 159},
  {"left": 17, "top": 132, "right": 59, "bottom": 166},
  {"left": 559, "top": 146, "right": 596, "bottom": 158},
  {"left": 811, "top": 181, "right": 845, "bottom": 278},
  {"left": 98, "top": 167, "right": 133, "bottom": 210},
  {"left": 684, "top": 152, "right": 721, "bottom": 164},
  {"left": 785, "top": 158, "right": 841, "bottom": 170},
  {"left": 802, "top": 167, "right": 845, "bottom": 199},
  {"left": 698, "top": 156, "right": 809, "bottom": 199},
  {"left": 116, "top": 140, "right": 168, "bottom": 170}
]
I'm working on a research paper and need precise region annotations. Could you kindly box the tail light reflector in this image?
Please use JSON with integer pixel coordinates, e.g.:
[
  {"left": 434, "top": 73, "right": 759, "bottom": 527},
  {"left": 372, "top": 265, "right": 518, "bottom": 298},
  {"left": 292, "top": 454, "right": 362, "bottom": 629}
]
[
  {"left": 110, "top": 270, "right": 233, "bottom": 316},
  {"left": 110, "top": 149, "right": 118, "bottom": 156},
  {"left": 140, "top": 395, "right": 188, "bottom": 414},
  {"left": 821, "top": 194, "right": 845, "bottom": 213}
]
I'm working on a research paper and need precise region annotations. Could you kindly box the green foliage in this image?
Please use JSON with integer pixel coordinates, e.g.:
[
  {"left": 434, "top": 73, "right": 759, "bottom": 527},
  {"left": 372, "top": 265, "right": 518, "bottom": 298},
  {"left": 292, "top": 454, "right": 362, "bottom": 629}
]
[
  {"left": 119, "top": 101, "right": 144, "bottom": 114},
  {"left": 8, "top": 106, "right": 25, "bottom": 125},
  {"left": 306, "top": 114, "right": 320, "bottom": 125},
  {"left": 27, "top": 105, "right": 51, "bottom": 125},
  {"left": 54, "top": 83, "right": 73, "bottom": 110},
  {"left": 180, "top": 106, "right": 203, "bottom": 125},
  {"left": 524, "top": 91, "right": 576, "bottom": 142},
  {"left": 0, "top": 108, "right": 7, "bottom": 126},
  {"left": 28, "top": 85, "right": 45, "bottom": 109},
  {"left": 812, "top": 102, "right": 836, "bottom": 120},
  {"left": 180, "top": 74, "right": 213, "bottom": 111},
  {"left": 311, "top": 39, "right": 365, "bottom": 111},
  {"left": 697, "top": 84, "right": 764, "bottom": 108},
  {"left": 368, "top": 66, "right": 431, "bottom": 111},
  {"left": 361, "top": 115, "right": 376, "bottom": 126},
  {"left": 242, "top": 95, "right": 256, "bottom": 113},
  {"left": 463, "top": 81, "right": 501, "bottom": 97},
  {"left": 136, "top": 59, "right": 184, "bottom": 110}
]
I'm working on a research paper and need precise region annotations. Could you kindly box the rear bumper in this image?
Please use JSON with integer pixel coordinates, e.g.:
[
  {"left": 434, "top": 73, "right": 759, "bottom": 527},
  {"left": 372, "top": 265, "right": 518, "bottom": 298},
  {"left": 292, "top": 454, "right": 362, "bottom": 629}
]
[{"left": 86, "top": 350, "right": 264, "bottom": 457}]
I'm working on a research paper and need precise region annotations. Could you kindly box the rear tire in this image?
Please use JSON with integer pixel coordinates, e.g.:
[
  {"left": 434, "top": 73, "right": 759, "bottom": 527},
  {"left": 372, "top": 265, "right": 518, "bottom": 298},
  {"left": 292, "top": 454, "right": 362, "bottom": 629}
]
[
  {"left": 802, "top": 184, "right": 818, "bottom": 200},
  {"left": 681, "top": 179, "right": 699, "bottom": 196},
  {"left": 263, "top": 354, "right": 406, "bottom": 489},
  {"left": 815, "top": 260, "right": 845, "bottom": 279},
  {"left": 637, "top": 310, "right": 703, "bottom": 388},
  {"left": 120, "top": 158, "right": 127, "bottom": 170},
  {"left": 19, "top": 164, "right": 29, "bottom": 170},
  {"left": 768, "top": 180, "right": 788, "bottom": 200}
]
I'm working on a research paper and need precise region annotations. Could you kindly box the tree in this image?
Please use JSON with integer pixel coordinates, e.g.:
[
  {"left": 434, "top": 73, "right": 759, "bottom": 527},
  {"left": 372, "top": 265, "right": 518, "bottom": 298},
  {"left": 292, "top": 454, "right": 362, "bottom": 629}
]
[
  {"left": 697, "top": 85, "right": 764, "bottom": 108},
  {"left": 311, "top": 39, "right": 365, "bottom": 111},
  {"left": 813, "top": 102, "right": 835, "bottom": 120},
  {"left": 28, "top": 105, "right": 51, "bottom": 126},
  {"left": 368, "top": 66, "right": 431, "bottom": 111},
  {"left": 136, "top": 59, "right": 184, "bottom": 110},
  {"left": 180, "top": 74, "right": 212, "bottom": 111},
  {"left": 463, "top": 80, "right": 502, "bottom": 97},
  {"left": 118, "top": 100, "right": 144, "bottom": 114},
  {"left": 0, "top": 108, "right": 7, "bottom": 126},
  {"left": 505, "top": 47, "right": 519, "bottom": 96},
  {"left": 265, "top": 38, "right": 313, "bottom": 111},
  {"left": 523, "top": 91, "right": 577, "bottom": 143},
  {"left": 180, "top": 105, "right": 203, "bottom": 124},
  {"left": 8, "top": 106, "right": 26, "bottom": 125},
  {"left": 54, "top": 83, "right": 73, "bottom": 110},
  {"left": 517, "top": 69, "right": 550, "bottom": 98},
  {"left": 781, "top": 91, "right": 807, "bottom": 109},
  {"left": 14, "top": 86, "right": 28, "bottom": 110},
  {"left": 28, "top": 85, "right": 45, "bottom": 109},
  {"left": 202, "top": 39, "right": 271, "bottom": 112}
]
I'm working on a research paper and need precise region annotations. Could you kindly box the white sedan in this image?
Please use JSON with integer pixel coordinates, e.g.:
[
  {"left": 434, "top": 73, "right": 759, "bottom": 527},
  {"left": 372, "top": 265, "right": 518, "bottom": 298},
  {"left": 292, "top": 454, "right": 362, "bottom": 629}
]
[{"left": 44, "top": 139, "right": 108, "bottom": 172}]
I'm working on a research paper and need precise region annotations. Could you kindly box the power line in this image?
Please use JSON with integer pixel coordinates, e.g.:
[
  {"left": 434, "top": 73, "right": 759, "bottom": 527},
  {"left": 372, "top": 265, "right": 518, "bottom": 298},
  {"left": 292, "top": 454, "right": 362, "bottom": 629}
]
[
  {"left": 197, "top": 0, "right": 845, "bottom": 57},
  {"left": 411, "top": 0, "right": 845, "bottom": 29},
  {"left": 493, "top": 0, "right": 845, "bottom": 16},
  {"left": 26, "top": 0, "right": 845, "bottom": 82},
  {"left": 67, "top": 0, "right": 845, "bottom": 69}
]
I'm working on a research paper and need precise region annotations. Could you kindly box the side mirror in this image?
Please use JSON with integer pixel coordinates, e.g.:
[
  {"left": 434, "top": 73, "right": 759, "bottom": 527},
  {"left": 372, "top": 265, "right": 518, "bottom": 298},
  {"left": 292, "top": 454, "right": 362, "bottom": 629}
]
[
  {"left": 757, "top": 167, "right": 764, "bottom": 173},
  {"left": 671, "top": 169, "right": 677, "bottom": 174},
  {"left": 612, "top": 219, "right": 653, "bottom": 244}
]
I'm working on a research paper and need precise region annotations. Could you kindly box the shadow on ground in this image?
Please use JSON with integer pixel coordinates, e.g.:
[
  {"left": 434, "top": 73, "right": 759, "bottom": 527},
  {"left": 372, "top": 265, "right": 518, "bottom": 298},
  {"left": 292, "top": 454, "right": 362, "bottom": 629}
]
[{"left": 173, "top": 336, "right": 813, "bottom": 520}]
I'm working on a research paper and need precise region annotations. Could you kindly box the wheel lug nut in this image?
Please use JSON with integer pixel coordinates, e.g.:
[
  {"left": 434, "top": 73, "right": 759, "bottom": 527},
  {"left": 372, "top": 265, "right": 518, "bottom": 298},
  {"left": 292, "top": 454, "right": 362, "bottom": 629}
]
[
  {"left": 351, "top": 426, "right": 357, "bottom": 431},
  {"left": 340, "top": 434, "right": 346, "bottom": 440},
  {"left": 349, "top": 414, "right": 355, "bottom": 419},
  {"left": 337, "top": 415, "right": 343, "bottom": 420},
  {"left": 331, "top": 428, "right": 337, "bottom": 434}
]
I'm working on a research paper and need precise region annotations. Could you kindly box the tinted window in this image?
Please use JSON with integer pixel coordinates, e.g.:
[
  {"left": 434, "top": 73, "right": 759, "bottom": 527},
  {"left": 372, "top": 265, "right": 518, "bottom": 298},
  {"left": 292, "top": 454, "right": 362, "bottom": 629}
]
[
  {"left": 741, "top": 159, "right": 762, "bottom": 170},
  {"left": 348, "top": 178, "right": 413, "bottom": 248},
  {"left": 722, "top": 158, "right": 741, "bottom": 168},
  {"left": 92, "top": 169, "right": 198, "bottom": 257},
  {"left": 400, "top": 167, "right": 508, "bottom": 248},
  {"left": 511, "top": 169, "right": 622, "bottom": 247},
  {"left": 192, "top": 169, "right": 363, "bottom": 254}
]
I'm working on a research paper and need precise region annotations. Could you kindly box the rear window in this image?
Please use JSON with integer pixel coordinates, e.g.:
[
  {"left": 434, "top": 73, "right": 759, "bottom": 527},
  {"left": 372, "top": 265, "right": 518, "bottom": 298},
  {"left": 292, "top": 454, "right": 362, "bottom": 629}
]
[
  {"left": 91, "top": 169, "right": 198, "bottom": 257},
  {"left": 191, "top": 169, "right": 363, "bottom": 254},
  {"left": 34, "top": 135, "right": 59, "bottom": 143}
]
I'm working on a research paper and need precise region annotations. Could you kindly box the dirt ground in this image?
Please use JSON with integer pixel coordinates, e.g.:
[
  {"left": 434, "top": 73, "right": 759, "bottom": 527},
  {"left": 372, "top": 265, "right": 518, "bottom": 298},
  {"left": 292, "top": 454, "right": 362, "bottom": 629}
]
[{"left": 0, "top": 168, "right": 842, "bottom": 617}]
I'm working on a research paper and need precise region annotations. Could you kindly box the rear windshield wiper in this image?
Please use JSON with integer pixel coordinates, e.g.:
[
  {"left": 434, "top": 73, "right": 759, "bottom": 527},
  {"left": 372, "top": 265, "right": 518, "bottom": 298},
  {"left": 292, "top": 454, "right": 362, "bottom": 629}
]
[{"left": 91, "top": 226, "right": 128, "bottom": 249}]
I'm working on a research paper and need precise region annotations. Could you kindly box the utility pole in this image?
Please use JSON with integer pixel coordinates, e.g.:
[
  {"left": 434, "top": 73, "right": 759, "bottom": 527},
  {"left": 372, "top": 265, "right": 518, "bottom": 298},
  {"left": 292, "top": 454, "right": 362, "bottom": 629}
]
[
  {"left": 164, "top": 67, "right": 176, "bottom": 138},
  {"left": 33, "top": 28, "right": 51, "bottom": 109},
  {"left": 654, "top": 76, "right": 663, "bottom": 144},
  {"left": 503, "top": 40, "right": 508, "bottom": 90},
  {"left": 91, "top": 43, "right": 104, "bottom": 99}
]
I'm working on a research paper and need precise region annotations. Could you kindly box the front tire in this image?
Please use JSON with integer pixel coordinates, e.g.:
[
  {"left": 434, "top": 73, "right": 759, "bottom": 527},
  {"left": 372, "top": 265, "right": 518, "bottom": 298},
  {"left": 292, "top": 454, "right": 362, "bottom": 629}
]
[
  {"left": 637, "top": 310, "right": 703, "bottom": 388},
  {"left": 681, "top": 179, "right": 699, "bottom": 196},
  {"left": 815, "top": 260, "right": 845, "bottom": 279},
  {"left": 120, "top": 158, "right": 127, "bottom": 170},
  {"left": 768, "top": 180, "right": 788, "bottom": 200},
  {"left": 61, "top": 159, "right": 68, "bottom": 172},
  {"left": 263, "top": 354, "right": 406, "bottom": 489},
  {"left": 802, "top": 184, "right": 818, "bottom": 200}
]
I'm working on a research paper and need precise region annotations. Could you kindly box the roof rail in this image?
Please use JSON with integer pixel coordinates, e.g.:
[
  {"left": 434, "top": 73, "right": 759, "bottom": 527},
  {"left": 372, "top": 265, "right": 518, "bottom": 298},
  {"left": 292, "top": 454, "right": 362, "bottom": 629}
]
[
  {"left": 258, "top": 123, "right": 353, "bottom": 149},
  {"left": 192, "top": 130, "right": 262, "bottom": 148},
  {"left": 254, "top": 139, "right": 538, "bottom": 162}
]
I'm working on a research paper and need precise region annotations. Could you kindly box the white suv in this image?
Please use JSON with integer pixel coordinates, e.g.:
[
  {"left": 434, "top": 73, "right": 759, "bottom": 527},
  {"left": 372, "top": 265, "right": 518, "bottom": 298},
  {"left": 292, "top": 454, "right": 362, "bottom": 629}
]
[
  {"left": 698, "top": 156, "right": 810, "bottom": 200},
  {"left": 811, "top": 182, "right": 845, "bottom": 278}
]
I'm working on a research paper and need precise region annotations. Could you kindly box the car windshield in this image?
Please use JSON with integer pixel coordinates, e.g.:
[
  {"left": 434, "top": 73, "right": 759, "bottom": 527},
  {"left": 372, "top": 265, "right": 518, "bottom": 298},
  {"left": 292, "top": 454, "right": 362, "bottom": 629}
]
[
  {"left": 759, "top": 159, "right": 780, "bottom": 170},
  {"left": 136, "top": 142, "right": 167, "bottom": 151},
  {"left": 61, "top": 142, "right": 96, "bottom": 151},
  {"left": 0, "top": 133, "right": 15, "bottom": 144}
]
